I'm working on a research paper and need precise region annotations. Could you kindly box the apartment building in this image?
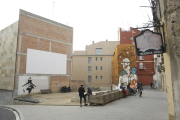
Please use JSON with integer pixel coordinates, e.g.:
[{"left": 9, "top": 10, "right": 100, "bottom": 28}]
[{"left": 72, "top": 41, "right": 119, "bottom": 90}]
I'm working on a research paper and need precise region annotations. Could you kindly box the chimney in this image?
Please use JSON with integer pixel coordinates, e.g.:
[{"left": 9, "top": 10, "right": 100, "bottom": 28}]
[
  {"left": 106, "top": 39, "right": 108, "bottom": 41},
  {"left": 92, "top": 41, "right": 94, "bottom": 44}
]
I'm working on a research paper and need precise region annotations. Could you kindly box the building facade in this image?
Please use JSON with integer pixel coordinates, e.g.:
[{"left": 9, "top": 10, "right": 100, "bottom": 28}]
[
  {"left": 153, "top": 54, "right": 166, "bottom": 91},
  {"left": 0, "top": 9, "right": 73, "bottom": 104},
  {"left": 119, "top": 27, "right": 154, "bottom": 86},
  {"left": 72, "top": 41, "right": 119, "bottom": 91}
]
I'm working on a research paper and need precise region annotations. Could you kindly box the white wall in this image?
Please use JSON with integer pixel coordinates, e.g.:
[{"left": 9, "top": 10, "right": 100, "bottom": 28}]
[
  {"left": 26, "top": 49, "right": 67, "bottom": 74},
  {"left": 18, "top": 76, "right": 49, "bottom": 95}
]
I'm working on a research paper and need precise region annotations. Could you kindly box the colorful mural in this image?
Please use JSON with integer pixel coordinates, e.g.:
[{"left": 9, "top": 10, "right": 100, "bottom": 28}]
[{"left": 112, "top": 44, "right": 137, "bottom": 88}]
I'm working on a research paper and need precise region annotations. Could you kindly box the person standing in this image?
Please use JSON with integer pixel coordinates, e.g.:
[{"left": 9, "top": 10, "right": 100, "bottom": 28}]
[
  {"left": 86, "top": 87, "right": 92, "bottom": 102},
  {"left": 78, "top": 85, "right": 87, "bottom": 107},
  {"left": 150, "top": 82, "right": 153, "bottom": 89},
  {"left": 139, "top": 82, "right": 143, "bottom": 97},
  {"left": 134, "top": 81, "right": 139, "bottom": 96}
]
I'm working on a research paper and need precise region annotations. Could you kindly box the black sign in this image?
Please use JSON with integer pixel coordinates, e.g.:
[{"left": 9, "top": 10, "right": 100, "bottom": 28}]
[{"left": 134, "top": 29, "right": 165, "bottom": 56}]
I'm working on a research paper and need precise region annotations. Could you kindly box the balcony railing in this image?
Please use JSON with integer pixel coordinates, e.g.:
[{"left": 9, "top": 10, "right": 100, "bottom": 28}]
[
  {"left": 139, "top": 56, "right": 144, "bottom": 60},
  {"left": 139, "top": 65, "right": 146, "bottom": 69}
]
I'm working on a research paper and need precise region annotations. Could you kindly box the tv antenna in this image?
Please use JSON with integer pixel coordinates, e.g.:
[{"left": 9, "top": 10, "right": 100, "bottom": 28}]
[{"left": 53, "top": 0, "right": 55, "bottom": 20}]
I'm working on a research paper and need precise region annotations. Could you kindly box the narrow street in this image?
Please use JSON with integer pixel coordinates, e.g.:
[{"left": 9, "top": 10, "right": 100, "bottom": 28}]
[{"left": 4, "top": 87, "right": 168, "bottom": 120}]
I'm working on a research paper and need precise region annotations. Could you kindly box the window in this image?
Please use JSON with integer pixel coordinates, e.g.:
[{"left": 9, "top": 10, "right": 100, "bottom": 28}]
[
  {"left": 100, "top": 76, "right": 103, "bottom": 80},
  {"left": 101, "top": 66, "right": 103, "bottom": 70},
  {"left": 96, "top": 66, "right": 98, "bottom": 70},
  {"left": 96, "top": 57, "right": 98, "bottom": 61},
  {"left": 124, "top": 36, "right": 126, "bottom": 39},
  {"left": 88, "top": 57, "right": 92, "bottom": 64},
  {"left": 88, "top": 66, "right": 92, "bottom": 73},
  {"left": 96, "top": 76, "right": 98, "bottom": 80},
  {"left": 139, "top": 63, "right": 144, "bottom": 69},
  {"left": 88, "top": 76, "right": 92, "bottom": 83},
  {"left": 130, "top": 37, "right": 133, "bottom": 40},
  {"left": 139, "top": 56, "right": 144, "bottom": 60},
  {"left": 95, "top": 48, "right": 102, "bottom": 55},
  {"left": 100, "top": 57, "right": 102, "bottom": 61}
]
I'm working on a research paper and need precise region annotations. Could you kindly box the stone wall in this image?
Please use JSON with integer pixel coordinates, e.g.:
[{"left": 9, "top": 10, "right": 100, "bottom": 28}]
[
  {"left": 0, "top": 21, "right": 18, "bottom": 90},
  {"left": 157, "top": 0, "right": 180, "bottom": 119},
  {"left": 0, "top": 89, "right": 14, "bottom": 105},
  {"left": 165, "top": 0, "right": 180, "bottom": 119}
]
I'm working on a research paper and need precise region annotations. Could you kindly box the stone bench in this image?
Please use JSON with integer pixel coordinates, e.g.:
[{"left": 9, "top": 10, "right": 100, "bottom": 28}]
[{"left": 40, "top": 89, "right": 52, "bottom": 94}]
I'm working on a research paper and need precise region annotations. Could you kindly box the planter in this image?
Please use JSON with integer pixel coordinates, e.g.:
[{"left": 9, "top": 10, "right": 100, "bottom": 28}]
[
  {"left": 107, "top": 91, "right": 115, "bottom": 101},
  {"left": 119, "top": 90, "right": 125, "bottom": 98},
  {"left": 89, "top": 94, "right": 106, "bottom": 105},
  {"left": 113, "top": 90, "right": 120, "bottom": 99},
  {"left": 126, "top": 89, "right": 130, "bottom": 96}
]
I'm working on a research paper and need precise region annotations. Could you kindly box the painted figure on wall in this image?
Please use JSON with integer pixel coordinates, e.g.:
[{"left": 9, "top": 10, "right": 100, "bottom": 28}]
[
  {"left": 121, "top": 58, "right": 131, "bottom": 75},
  {"left": 120, "top": 58, "right": 137, "bottom": 76},
  {"left": 132, "top": 67, "right": 136, "bottom": 74},
  {"left": 22, "top": 77, "right": 36, "bottom": 94},
  {"left": 119, "top": 58, "right": 137, "bottom": 87}
]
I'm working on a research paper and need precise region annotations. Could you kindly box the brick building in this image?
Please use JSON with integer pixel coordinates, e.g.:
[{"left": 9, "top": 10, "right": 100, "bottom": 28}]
[
  {"left": 119, "top": 27, "right": 154, "bottom": 86},
  {"left": 0, "top": 9, "right": 73, "bottom": 104}
]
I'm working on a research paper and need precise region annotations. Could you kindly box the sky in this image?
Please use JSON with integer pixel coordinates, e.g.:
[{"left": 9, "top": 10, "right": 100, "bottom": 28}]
[{"left": 0, "top": 0, "right": 153, "bottom": 51}]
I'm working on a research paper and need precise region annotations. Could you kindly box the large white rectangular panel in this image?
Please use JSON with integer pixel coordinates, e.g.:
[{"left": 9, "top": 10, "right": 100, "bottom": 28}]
[
  {"left": 26, "top": 49, "right": 67, "bottom": 74},
  {"left": 18, "top": 76, "right": 49, "bottom": 95}
]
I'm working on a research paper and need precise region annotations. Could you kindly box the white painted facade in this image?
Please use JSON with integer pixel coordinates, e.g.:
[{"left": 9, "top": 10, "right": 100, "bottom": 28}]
[{"left": 26, "top": 49, "right": 67, "bottom": 74}]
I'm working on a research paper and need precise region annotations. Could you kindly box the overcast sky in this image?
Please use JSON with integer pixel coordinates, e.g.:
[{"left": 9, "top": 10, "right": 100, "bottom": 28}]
[{"left": 0, "top": 0, "right": 153, "bottom": 51}]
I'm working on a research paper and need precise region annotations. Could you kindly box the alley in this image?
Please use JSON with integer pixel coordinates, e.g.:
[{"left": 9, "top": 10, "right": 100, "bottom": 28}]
[{"left": 4, "top": 87, "right": 168, "bottom": 120}]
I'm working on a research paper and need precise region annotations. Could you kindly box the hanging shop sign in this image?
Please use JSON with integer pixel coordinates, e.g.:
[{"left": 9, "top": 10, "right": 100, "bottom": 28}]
[{"left": 134, "top": 29, "right": 165, "bottom": 56}]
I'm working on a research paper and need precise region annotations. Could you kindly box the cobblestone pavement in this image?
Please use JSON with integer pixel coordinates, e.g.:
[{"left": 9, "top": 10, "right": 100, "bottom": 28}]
[{"left": 5, "top": 87, "right": 168, "bottom": 120}]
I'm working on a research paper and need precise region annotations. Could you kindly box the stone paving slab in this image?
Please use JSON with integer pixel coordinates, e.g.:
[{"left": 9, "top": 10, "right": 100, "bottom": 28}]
[{"left": 6, "top": 87, "right": 168, "bottom": 120}]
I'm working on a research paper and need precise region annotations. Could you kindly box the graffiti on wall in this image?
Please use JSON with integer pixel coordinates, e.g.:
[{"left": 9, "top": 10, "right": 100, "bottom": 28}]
[
  {"left": 18, "top": 76, "right": 49, "bottom": 95},
  {"left": 22, "top": 77, "right": 36, "bottom": 94}
]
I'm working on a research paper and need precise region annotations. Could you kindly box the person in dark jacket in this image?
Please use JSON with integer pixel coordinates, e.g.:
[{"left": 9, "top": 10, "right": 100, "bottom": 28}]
[
  {"left": 150, "top": 82, "right": 153, "bottom": 89},
  {"left": 86, "top": 87, "right": 92, "bottom": 102},
  {"left": 78, "top": 85, "right": 87, "bottom": 107},
  {"left": 139, "top": 82, "right": 143, "bottom": 97},
  {"left": 120, "top": 83, "right": 127, "bottom": 95},
  {"left": 68, "top": 86, "right": 71, "bottom": 92},
  {"left": 120, "top": 83, "right": 124, "bottom": 91}
]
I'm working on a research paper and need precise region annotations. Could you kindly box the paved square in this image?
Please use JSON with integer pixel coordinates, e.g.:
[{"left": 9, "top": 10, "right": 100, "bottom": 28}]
[{"left": 6, "top": 87, "right": 168, "bottom": 120}]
